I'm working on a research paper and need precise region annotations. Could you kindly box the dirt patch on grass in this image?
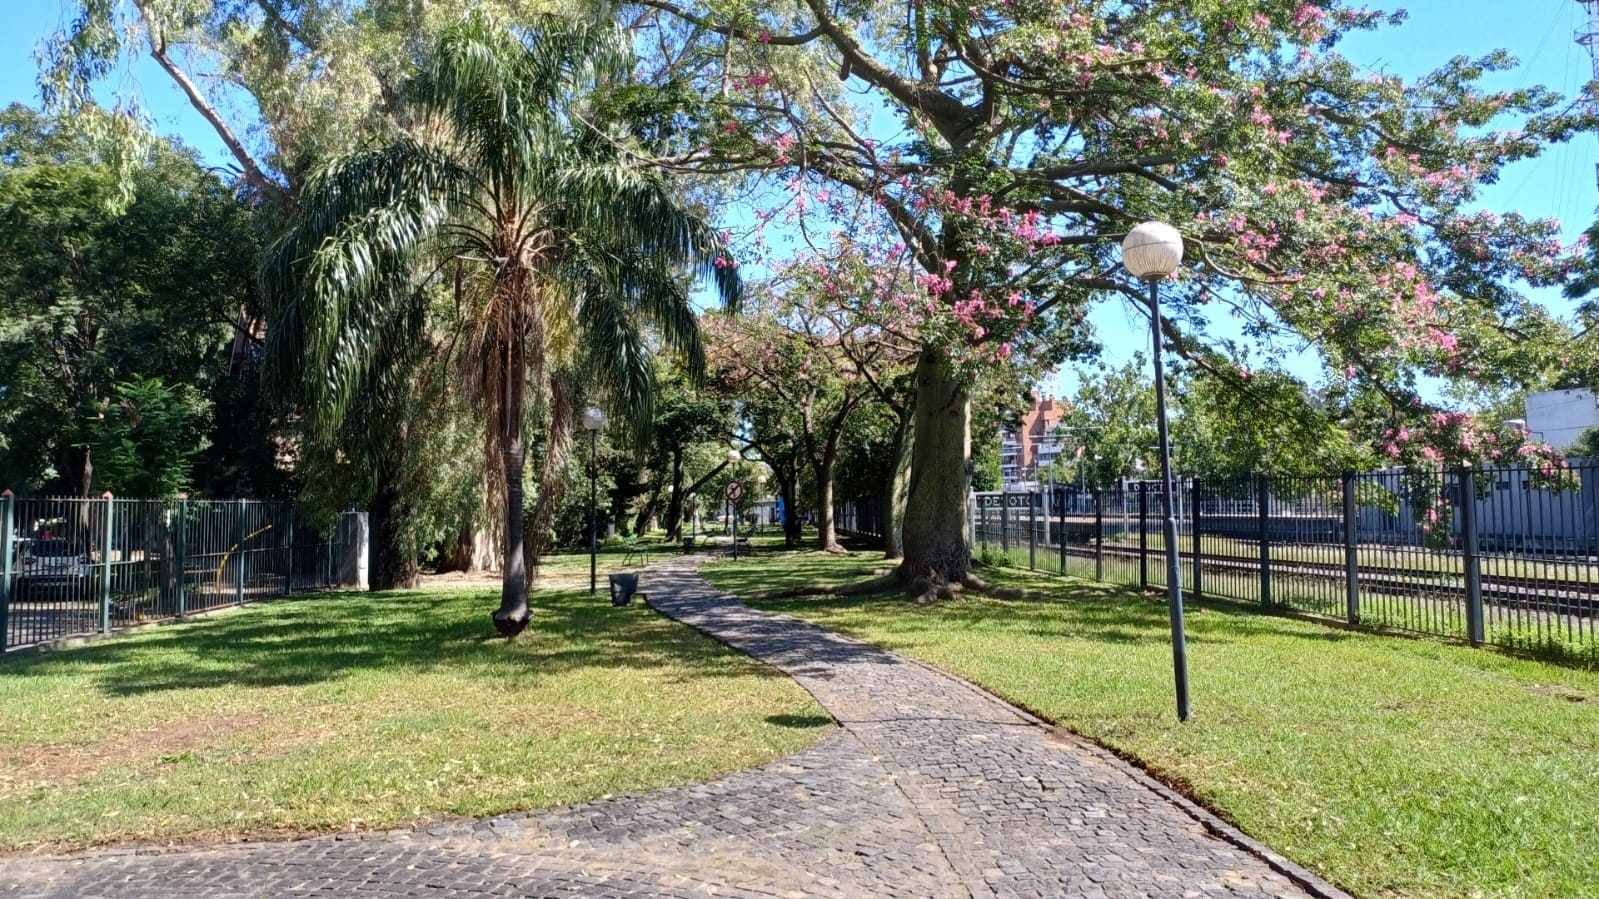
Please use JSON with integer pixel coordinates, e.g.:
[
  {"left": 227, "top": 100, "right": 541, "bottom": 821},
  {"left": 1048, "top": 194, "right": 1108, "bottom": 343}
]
[
  {"left": 1526, "top": 683, "right": 1593, "bottom": 703},
  {"left": 0, "top": 713, "right": 267, "bottom": 791}
]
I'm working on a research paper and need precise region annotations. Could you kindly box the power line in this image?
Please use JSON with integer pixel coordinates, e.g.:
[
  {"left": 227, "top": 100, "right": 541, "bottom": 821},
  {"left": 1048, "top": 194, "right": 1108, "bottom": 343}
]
[{"left": 1573, "top": 0, "right": 1599, "bottom": 188}]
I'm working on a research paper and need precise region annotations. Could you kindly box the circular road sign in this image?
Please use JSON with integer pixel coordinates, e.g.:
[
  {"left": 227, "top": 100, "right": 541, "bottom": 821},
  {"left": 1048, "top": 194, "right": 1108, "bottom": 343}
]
[{"left": 725, "top": 481, "right": 744, "bottom": 502}]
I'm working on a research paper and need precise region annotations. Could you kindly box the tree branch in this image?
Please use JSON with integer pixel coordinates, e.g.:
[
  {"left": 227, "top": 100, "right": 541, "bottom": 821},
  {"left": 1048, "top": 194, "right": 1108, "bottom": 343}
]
[{"left": 138, "top": 7, "right": 281, "bottom": 197}]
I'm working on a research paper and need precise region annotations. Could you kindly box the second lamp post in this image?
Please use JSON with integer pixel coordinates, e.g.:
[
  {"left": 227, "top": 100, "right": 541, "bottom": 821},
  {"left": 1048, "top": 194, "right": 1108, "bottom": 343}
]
[
  {"left": 583, "top": 406, "right": 607, "bottom": 594},
  {"left": 1120, "top": 221, "right": 1191, "bottom": 723},
  {"left": 725, "top": 448, "right": 741, "bottom": 558}
]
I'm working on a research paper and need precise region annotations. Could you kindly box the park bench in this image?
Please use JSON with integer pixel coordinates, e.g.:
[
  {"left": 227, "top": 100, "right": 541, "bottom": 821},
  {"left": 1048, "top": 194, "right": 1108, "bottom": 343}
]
[{"left": 621, "top": 536, "right": 650, "bottom": 567}]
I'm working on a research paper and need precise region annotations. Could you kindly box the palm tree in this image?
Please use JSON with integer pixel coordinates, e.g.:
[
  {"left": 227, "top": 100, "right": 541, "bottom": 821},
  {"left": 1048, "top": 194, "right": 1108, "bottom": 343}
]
[{"left": 263, "top": 13, "right": 738, "bottom": 635}]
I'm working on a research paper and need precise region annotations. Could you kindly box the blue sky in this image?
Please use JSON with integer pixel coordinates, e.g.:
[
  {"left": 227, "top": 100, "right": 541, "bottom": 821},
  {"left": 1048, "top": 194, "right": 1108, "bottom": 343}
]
[{"left": 4, "top": 2, "right": 1596, "bottom": 402}]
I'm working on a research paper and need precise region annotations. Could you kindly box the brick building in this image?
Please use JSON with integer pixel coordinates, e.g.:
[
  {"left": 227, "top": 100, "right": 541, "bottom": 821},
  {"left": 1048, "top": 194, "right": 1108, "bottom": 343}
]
[{"left": 999, "top": 394, "right": 1065, "bottom": 486}]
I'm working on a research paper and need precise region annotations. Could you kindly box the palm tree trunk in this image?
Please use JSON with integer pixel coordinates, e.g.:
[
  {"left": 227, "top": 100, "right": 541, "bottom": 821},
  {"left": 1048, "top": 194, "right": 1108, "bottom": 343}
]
[{"left": 494, "top": 335, "right": 532, "bottom": 636}]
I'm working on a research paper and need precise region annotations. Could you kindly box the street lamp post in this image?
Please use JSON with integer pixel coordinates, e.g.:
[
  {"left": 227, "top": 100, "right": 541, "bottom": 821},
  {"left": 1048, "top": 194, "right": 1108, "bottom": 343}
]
[
  {"left": 1122, "top": 221, "right": 1191, "bottom": 722},
  {"left": 582, "top": 407, "right": 607, "bottom": 594},
  {"left": 726, "top": 448, "right": 742, "bottom": 558},
  {"left": 686, "top": 492, "right": 697, "bottom": 546},
  {"left": 1091, "top": 453, "right": 1102, "bottom": 517}
]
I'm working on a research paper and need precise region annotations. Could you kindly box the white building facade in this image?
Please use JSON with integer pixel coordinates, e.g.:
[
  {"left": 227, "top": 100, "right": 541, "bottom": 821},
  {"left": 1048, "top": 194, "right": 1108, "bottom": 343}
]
[{"left": 1526, "top": 387, "right": 1599, "bottom": 452}]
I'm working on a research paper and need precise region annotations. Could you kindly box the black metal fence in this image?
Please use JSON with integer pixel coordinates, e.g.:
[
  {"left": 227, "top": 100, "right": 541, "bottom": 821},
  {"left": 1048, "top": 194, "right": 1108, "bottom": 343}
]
[
  {"left": 971, "top": 461, "right": 1599, "bottom": 663},
  {"left": 835, "top": 496, "right": 885, "bottom": 542},
  {"left": 2, "top": 494, "right": 340, "bottom": 652}
]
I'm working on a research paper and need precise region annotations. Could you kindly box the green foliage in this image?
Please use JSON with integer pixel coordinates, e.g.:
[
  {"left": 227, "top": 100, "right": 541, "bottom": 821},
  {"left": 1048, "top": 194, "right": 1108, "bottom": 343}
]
[
  {"left": 834, "top": 403, "right": 901, "bottom": 501},
  {"left": 91, "top": 377, "right": 209, "bottom": 498},
  {"left": 704, "top": 289, "right": 878, "bottom": 546},
  {"left": 43, "top": 0, "right": 585, "bottom": 198},
  {"left": 968, "top": 426, "right": 1003, "bottom": 492},
  {"left": 1059, "top": 358, "right": 1157, "bottom": 487},
  {"left": 0, "top": 104, "right": 260, "bottom": 496},
  {"left": 1052, "top": 356, "right": 1375, "bottom": 482},
  {"left": 1567, "top": 426, "right": 1599, "bottom": 459},
  {"left": 1172, "top": 363, "right": 1372, "bottom": 477},
  {"left": 625, "top": 360, "right": 736, "bottom": 537},
  {"left": 264, "top": 12, "right": 736, "bottom": 440},
  {"left": 633, "top": 0, "right": 1599, "bottom": 573},
  {"left": 262, "top": 14, "right": 738, "bottom": 602}
]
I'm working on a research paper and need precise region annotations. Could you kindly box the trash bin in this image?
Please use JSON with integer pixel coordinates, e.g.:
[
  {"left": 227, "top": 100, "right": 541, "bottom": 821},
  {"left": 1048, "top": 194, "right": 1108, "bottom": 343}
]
[
  {"left": 681, "top": 537, "right": 696, "bottom": 554},
  {"left": 608, "top": 572, "right": 639, "bottom": 607}
]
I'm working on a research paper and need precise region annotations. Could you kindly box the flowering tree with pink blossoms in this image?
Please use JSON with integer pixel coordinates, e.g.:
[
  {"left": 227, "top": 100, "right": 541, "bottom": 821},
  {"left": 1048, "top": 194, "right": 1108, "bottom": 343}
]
[{"left": 627, "top": 0, "right": 1595, "bottom": 587}]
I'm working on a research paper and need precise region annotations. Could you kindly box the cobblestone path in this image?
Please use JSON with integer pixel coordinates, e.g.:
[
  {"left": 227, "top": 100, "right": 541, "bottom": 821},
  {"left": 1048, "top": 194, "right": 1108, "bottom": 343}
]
[{"left": 1, "top": 558, "right": 1346, "bottom": 898}]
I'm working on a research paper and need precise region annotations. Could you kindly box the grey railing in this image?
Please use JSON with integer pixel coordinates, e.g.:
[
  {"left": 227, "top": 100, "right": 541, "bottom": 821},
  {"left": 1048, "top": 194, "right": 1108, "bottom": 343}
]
[
  {"left": 973, "top": 461, "right": 1599, "bottom": 663},
  {"left": 2, "top": 494, "right": 343, "bottom": 652}
]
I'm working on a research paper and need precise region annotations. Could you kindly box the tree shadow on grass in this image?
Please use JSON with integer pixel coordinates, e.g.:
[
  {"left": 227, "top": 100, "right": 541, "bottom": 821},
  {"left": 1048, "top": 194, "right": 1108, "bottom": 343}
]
[
  {"left": 702, "top": 551, "right": 889, "bottom": 598},
  {"left": 765, "top": 713, "right": 833, "bottom": 729},
  {"left": 1, "top": 585, "right": 795, "bottom": 697},
  {"left": 751, "top": 578, "right": 1377, "bottom": 653}
]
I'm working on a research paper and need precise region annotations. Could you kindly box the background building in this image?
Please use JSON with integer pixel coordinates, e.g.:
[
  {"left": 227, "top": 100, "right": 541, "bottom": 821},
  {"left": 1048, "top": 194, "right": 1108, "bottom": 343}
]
[
  {"left": 1000, "top": 394, "right": 1065, "bottom": 486},
  {"left": 1526, "top": 387, "right": 1599, "bottom": 451}
]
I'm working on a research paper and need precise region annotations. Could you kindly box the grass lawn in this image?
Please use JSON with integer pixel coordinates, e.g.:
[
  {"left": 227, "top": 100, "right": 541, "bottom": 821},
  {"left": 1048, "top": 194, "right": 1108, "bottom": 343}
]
[
  {"left": 0, "top": 558, "right": 830, "bottom": 851},
  {"left": 702, "top": 549, "right": 1599, "bottom": 898}
]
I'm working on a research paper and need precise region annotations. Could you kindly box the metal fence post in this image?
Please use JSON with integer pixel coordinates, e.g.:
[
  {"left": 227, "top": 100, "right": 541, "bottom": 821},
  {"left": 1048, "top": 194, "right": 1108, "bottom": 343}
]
[
  {"left": 283, "top": 505, "right": 294, "bottom": 596},
  {"left": 1460, "top": 467, "right": 1485, "bottom": 645},
  {"left": 1059, "top": 488, "right": 1068, "bottom": 573},
  {"left": 1342, "top": 472, "right": 1358, "bottom": 625},
  {"left": 1191, "top": 479, "right": 1203, "bottom": 598},
  {"left": 970, "top": 494, "right": 980, "bottom": 554},
  {"left": 1000, "top": 488, "right": 1010, "bottom": 557},
  {"left": 1094, "top": 489, "right": 1104, "bottom": 581},
  {"left": 1138, "top": 483, "right": 1149, "bottom": 589},
  {"left": 100, "top": 492, "right": 115, "bottom": 634},
  {"left": 1028, "top": 491, "right": 1037, "bottom": 569},
  {"left": 1257, "top": 475, "right": 1272, "bottom": 608},
  {"left": 234, "top": 499, "right": 247, "bottom": 605},
  {"left": 1, "top": 490, "right": 13, "bottom": 651},
  {"left": 176, "top": 494, "right": 189, "bottom": 618}
]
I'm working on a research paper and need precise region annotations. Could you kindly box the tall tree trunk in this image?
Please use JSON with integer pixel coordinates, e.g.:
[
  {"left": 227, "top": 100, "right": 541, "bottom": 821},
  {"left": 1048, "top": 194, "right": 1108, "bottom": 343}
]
[
  {"left": 494, "top": 336, "right": 531, "bottom": 636},
  {"left": 900, "top": 347, "right": 972, "bottom": 584},
  {"left": 436, "top": 521, "right": 473, "bottom": 573},
  {"left": 884, "top": 404, "right": 914, "bottom": 560},
  {"left": 814, "top": 450, "right": 842, "bottom": 552},
  {"left": 156, "top": 503, "right": 178, "bottom": 615},
  {"left": 64, "top": 446, "right": 93, "bottom": 498},
  {"left": 472, "top": 523, "right": 501, "bottom": 572},
  {"left": 472, "top": 470, "right": 503, "bottom": 572},
  {"left": 779, "top": 475, "right": 802, "bottom": 548},
  {"left": 369, "top": 472, "right": 419, "bottom": 590},
  {"left": 633, "top": 486, "right": 661, "bottom": 537},
  {"left": 663, "top": 450, "right": 686, "bottom": 540}
]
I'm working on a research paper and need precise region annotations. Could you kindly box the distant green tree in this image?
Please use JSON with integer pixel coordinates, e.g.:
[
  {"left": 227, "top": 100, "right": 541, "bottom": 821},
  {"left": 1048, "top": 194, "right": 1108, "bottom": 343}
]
[
  {"left": 1569, "top": 427, "right": 1599, "bottom": 459},
  {"left": 0, "top": 104, "right": 259, "bottom": 496},
  {"left": 630, "top": 363, "right": 735, "bottom": 541},
  {"left": 92, "top": 377, "right": 209, "bottom": 498},
  {"left": 1171, "top": 366, "right": 1371, "bottom": 478}
]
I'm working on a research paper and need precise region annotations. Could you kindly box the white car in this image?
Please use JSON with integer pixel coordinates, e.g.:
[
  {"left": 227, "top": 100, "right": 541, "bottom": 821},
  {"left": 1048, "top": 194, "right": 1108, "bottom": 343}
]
[{"left": 14, "top": 538, "right": 92, "bottom": 599}]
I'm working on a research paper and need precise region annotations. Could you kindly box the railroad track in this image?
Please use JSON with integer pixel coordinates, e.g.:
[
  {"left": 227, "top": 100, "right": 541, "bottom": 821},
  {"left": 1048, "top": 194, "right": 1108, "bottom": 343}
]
[{"left": 992, "top": 537, "right": 1599, "bottom": 616}]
